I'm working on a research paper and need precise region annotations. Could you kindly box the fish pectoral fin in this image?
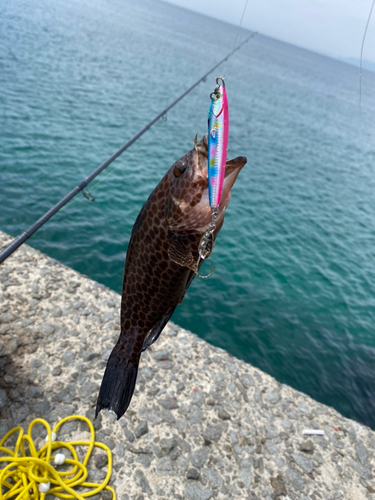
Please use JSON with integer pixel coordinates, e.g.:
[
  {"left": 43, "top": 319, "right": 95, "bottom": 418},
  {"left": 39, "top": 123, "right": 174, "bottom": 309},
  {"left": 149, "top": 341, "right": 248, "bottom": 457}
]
[
  {"left": 141, "top": 309, "right": 174, "bottom": 352},
  {"left": 168, "top": 233, "right": 198, "bottom": 273}
]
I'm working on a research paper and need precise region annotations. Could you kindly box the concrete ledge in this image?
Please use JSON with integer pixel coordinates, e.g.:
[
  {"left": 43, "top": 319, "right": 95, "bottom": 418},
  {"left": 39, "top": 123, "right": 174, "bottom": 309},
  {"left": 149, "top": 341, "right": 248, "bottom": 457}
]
[{"left": 0, "top": 230, "right": 374, "bottom": 500}]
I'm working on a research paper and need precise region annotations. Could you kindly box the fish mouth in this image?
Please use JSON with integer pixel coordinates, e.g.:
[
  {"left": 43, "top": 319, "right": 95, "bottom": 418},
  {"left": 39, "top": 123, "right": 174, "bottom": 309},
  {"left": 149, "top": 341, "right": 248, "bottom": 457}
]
[
  {"left": 194, "top": 134, "right": 247, "bottom": 227},
  {"left": 224, "top": 156, "right": 247, "bottom": 177},
  {"left": 219, "top": 156, "right": 247, "bottom": 210},
  {"left": 196, "top": 154, "right": 247, "bottom": 230},
  {"left": 195, "top": 133, "right": 247, "bottom": 182}
]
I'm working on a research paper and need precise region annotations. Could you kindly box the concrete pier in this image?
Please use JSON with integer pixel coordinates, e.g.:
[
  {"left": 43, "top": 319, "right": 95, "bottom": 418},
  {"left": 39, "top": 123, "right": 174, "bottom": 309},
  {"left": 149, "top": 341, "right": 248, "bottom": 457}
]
[{"left": 0, "top": 230, "right": 374, "bottom": 500}]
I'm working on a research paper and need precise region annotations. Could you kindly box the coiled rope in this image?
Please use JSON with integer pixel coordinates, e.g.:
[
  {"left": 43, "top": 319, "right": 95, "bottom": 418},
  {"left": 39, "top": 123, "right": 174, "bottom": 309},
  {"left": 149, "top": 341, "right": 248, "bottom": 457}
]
[{"left": 0, "top": 415, "right": 115, "bottom": 500}]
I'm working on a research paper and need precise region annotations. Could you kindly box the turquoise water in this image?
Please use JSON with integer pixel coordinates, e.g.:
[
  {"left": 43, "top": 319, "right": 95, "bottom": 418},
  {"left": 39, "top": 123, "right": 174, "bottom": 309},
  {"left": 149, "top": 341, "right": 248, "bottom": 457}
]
[{"left": 1, "top": 0, "right": 375, "bottom": 428}]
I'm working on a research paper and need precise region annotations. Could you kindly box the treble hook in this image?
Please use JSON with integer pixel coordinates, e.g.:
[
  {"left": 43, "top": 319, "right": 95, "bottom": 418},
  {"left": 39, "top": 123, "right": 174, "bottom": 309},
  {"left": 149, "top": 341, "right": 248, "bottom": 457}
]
[
  {"left": 195, "top": 262, "right": 213, "bottom": 279},
  {"left": 199, "top": 208, "right": 218, "bottom": 260},
  {"left": 195, "top": 208, "right": 219, "bottom": 279}
]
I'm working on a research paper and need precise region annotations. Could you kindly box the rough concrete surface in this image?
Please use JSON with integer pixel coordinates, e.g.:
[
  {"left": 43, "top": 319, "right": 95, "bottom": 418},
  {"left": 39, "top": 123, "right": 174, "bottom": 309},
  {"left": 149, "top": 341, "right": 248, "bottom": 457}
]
[{"left": 0, "top": 230, "right": 374, "bottom": 500}]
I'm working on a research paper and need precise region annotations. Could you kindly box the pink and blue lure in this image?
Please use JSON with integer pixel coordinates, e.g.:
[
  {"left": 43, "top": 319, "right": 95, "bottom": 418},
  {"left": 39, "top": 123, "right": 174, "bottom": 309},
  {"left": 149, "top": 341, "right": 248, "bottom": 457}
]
[
  {"left": 198, "top": 77, "right": 229, "bottom": 265},
  {"left": 208, "top": 77, "right": 229, "bottom": 211}
]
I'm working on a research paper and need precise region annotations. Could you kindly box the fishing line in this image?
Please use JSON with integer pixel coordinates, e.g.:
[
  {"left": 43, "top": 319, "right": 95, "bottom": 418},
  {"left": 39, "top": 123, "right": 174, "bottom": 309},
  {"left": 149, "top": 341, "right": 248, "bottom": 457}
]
[
  {"left": 223, "top": 0, "right": 251, "bottom": 76},
  {"left": 197, "top": 2, "right": 251, "bottom": 276},
  {"left": 0, "top": 34, "right": 256, "bottom": 265},
  {"left": 60, "top": 153, "right": 135, "bottom": 212},
  {"left": 359, "top": 0, "right": 375, "bottom": 106}
]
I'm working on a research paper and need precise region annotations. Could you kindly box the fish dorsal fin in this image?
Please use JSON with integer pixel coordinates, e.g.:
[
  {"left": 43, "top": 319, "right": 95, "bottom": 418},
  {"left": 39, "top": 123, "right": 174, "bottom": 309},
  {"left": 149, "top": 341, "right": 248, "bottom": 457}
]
[{"left": 167, "top": 232, "right": 198, "bottom": 273}]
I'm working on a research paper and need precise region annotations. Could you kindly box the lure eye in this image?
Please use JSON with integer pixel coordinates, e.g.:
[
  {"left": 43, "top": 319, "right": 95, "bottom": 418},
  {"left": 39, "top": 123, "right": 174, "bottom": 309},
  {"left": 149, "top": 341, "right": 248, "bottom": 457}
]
[
  {"left": 174, "top": 162, "right": 187, "bottom": 177},
  {"left": 210, "top": 129, "right": 217, "bottom": 139}
]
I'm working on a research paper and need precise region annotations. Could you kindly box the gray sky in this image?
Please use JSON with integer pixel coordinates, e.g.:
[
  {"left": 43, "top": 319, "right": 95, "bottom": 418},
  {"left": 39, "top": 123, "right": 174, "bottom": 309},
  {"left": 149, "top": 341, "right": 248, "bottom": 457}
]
[{"left": 165, "top": 0, "right": 375, "bottom": 63}]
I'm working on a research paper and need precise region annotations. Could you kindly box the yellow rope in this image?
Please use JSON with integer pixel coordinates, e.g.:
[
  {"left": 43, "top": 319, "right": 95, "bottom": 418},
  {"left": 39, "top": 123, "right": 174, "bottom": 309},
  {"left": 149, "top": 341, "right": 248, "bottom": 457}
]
[{"left": 0, "top": 416, "right": 116, "bottom": 500}]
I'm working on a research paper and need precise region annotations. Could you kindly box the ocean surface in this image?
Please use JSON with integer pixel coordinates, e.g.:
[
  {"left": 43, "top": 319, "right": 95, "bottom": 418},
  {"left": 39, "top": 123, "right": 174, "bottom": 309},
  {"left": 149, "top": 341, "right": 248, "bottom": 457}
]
[{"left": 1, "top": 0, "right": 375, "bottom": 428}]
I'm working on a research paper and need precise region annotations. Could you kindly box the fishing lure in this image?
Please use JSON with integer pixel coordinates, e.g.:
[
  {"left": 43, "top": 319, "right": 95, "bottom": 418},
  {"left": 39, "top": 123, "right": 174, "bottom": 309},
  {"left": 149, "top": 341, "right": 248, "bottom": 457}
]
[
  {"left": 199, "top": 76, "right": 229, "bottom": 263},
  {"left": 208, "top": 76, "right": 229, "bottom": 211}
]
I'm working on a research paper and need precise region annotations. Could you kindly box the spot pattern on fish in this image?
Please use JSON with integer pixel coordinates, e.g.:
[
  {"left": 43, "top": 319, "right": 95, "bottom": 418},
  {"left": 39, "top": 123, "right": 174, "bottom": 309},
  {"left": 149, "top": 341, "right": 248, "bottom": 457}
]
[{"left": 96, "top": 135, "right": 247, "bottom": 419}]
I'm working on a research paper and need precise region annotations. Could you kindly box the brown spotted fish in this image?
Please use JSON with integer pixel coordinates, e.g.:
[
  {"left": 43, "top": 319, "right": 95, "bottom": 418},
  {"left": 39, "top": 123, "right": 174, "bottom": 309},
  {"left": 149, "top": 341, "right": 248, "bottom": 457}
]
[{"left": 96, "top": 134, "right": 247, "bottom": 419}]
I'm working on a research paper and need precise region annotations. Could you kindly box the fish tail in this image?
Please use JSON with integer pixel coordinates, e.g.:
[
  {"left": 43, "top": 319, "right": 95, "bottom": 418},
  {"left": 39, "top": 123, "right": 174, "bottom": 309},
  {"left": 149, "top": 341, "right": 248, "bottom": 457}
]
[{"left": 95, "top": 334, "right": 140, "bottom": 420}]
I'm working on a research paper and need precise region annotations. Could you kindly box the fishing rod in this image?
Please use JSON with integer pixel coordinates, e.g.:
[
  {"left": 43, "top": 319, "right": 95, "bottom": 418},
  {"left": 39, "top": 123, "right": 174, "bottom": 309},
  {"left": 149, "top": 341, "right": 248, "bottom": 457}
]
[{"left": 0, "top": 32, "right": 256, "bottom": 265}]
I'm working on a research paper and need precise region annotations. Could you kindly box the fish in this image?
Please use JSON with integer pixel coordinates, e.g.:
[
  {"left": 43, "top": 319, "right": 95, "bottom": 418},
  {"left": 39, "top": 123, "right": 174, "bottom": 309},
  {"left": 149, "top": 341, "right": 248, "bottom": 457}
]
[{"left": 96, "top": 134, "right": 247, "bottom": 419}]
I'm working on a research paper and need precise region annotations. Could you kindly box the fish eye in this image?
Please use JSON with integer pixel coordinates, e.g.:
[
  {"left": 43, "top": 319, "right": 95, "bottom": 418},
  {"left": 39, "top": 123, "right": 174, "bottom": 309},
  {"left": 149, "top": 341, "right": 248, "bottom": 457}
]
[{"left": 174, "top": 162, "right": 187, "bottom": 177}]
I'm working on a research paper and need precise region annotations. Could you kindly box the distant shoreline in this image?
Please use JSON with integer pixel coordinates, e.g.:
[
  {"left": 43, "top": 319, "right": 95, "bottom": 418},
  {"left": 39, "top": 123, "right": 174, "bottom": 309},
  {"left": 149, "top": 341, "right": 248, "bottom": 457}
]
[{"left": 339, "top": 57, "right": 375, "bottom": 73}]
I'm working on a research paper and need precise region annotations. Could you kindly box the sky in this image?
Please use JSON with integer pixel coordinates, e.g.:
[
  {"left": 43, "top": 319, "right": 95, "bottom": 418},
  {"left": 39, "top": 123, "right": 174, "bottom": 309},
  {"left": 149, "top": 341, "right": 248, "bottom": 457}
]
[{"left": 164, "top": 0, "right": 375, "bottom": 63}]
